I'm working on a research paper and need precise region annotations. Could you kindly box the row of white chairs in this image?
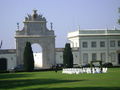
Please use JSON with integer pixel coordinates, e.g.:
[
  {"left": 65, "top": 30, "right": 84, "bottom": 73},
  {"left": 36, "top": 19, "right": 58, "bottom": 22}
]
[{"left": 62, "top": 67, "right": 107, "bottom": 74}]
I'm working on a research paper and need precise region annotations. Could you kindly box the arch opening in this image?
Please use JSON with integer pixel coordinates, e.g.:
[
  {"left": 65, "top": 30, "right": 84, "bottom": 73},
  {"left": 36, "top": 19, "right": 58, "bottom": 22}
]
[
  {"left": 31, "top": 43, "right": 43, "bottom": 69},
  {"left": 0, "top": 58, "right": 7, "bottom": 71}
]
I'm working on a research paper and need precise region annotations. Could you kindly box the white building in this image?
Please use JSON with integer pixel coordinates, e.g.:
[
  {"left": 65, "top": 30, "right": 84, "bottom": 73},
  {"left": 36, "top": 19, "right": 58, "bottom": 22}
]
[
  {"left": 67, "top": 29, "right": 120, "bottom": 66},
  {"left": 0, "top": 50, "right": 43, "bottom": 71},
  {"left": 0, "top": 49, "right": 16, "bottom": 71},
  {"left": 55, "top": 48, "right": 79, "bottom": 65},
  {"left": 0, "top": 10, "right": 120, "bottom": 70},
  {"left": 1, "top": 29, "right": 120, "bottom": 71}
]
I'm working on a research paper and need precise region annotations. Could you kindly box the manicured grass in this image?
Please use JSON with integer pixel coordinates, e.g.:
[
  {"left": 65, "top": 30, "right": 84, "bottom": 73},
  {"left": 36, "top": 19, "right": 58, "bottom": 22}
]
[{"left": 0, "top": 68, "right": 120, "bottom": 90}]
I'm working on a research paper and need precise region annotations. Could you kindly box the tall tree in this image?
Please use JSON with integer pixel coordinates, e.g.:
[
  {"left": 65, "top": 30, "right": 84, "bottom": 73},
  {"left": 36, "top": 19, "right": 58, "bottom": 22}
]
[
  {"left": 23, "top": 42, "right": 34, "bottom": 71},
  {"left": 63, "top": 43, "right": 73, "bottom": 68}
]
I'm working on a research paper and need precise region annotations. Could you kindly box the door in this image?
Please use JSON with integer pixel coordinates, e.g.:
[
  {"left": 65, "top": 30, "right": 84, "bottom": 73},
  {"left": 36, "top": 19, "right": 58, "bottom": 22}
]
[
  {"left": 0, "top": 58, "right": 7, "bottom": 71},
  {"left": 118, "top": 54, "right": 120, "bottom": 64}
]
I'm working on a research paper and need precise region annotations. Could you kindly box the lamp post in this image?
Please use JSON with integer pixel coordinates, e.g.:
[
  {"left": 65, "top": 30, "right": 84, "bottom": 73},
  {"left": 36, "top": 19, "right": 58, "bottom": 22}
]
[{"left": 118, "top": 8, "right": 120, "bottom": 25}]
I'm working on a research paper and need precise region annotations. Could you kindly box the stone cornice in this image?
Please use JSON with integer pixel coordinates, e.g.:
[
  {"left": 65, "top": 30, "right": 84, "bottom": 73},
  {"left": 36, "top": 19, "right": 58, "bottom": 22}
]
[
  {"left": 68, "top": 34, "right": 120, "bottom": 38},
  {"left": 15, "top": 35, "right": 56, "bottom": 38},
  {"left": 23, "top": 21, "right": 46, "bottom": 23}
]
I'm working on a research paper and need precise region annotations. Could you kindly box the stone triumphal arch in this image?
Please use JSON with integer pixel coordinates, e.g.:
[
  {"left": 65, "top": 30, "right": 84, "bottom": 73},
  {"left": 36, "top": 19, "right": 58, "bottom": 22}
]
[{"left": 15, "top": 10, "right": 56, "bottom": 68}]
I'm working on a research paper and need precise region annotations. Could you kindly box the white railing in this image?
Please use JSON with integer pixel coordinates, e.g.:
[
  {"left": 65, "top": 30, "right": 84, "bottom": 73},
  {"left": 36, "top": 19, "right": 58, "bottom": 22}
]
[{"left": 62, "top": 67, "right": 107, "bottom": 74}]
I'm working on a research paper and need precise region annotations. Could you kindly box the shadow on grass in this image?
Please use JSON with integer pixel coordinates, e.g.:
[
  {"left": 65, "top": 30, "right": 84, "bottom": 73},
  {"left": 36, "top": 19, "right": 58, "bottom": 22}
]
[
  {"left": 0, "top": 73, "right": 31, "bottom": 79},
  {"left": 0, "top": 79, "right": 85, "bottom": 89},
  {"left": 32, "top": 87, "right": 120, "bottom": 90},
  {"left": 0, "top": 78, "right": 120, "bottom": 90}
]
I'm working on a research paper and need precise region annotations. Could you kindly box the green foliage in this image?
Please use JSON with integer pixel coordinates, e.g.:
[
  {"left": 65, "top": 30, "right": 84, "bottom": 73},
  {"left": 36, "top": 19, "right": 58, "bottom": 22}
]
[
  {"left": 102, "top": 62, "right": 113, "bottom": 68},
  {"left": 63, "top": 43, "right": 73, "bottom": 68},
  {"left": 23, "top": 42, "right": 34, "bottom": 72}
]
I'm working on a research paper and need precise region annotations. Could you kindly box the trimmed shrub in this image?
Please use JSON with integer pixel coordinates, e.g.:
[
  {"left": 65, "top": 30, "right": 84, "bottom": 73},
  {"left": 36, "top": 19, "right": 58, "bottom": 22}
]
[
  {"left": 63, "top": 43, "right": 73, "bottom": 68},
  {"left": 102, "top": 62, "right": 113, "bottom": 68},
  {"left": 82, "top": 63, "right": 94, "bottom": 67},
  {"left": 23, "top": 42, "right": 34, "bottom": 72}
]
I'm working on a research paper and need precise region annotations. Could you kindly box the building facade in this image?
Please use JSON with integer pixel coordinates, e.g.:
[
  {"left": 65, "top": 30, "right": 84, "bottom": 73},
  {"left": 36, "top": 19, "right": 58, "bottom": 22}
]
[
  {"left": 1, "top": 29, "right": 120, "bottom": 70},
  {"left": 1, "top": 10, "right": 120, "bottom": 70},
  {"left": 0, "top": 49, "right": 16, "bottom": 71},
  {"left": 15, "top": 10, "right": 56, "bottom": 68},
  {"left": 67, "top": 29, "right": 120, "bottom": 66}
]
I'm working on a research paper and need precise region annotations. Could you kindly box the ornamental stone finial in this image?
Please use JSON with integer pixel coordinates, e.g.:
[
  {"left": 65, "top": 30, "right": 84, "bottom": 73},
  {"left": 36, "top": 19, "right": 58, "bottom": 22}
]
[
  {"left": 33, "top": 10, "right": 38, "bottom": 19},
  {"left": 50, "top": 22, "right": 53, "bottom": 30},
  {"left": 33, "top": 9, "right": 37, "bottom": 14},
  {"left": 17, "top": 22, "right": 19, "bottom": 30}
]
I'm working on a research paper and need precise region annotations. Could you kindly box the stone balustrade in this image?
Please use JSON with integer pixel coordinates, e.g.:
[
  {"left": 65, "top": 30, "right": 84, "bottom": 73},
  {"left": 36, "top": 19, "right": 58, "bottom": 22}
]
[{"left": 62, "top": 67, "right": 107, "bottom": 74}]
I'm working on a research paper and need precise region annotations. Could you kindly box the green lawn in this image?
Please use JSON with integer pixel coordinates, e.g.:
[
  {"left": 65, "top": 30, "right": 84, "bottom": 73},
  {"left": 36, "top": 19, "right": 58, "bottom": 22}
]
[{"left": 0, "top": 68, "right": 120, "bottom": 90}]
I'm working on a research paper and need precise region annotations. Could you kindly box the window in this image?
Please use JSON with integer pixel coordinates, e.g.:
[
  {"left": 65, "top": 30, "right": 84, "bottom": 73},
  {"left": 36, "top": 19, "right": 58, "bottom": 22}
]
[
  {"left": 74, "top": 54, "right": 77, "bottom": 58},
  {"left": 100, "top": 41, "right": 105, "bottom": 47},
  {"left": 82, "top": 42, "right": 88, "bottom": 48},
  {"left": 83, "top": 53, "right": 88, "bottom": 64},
  {"left": 75, "top": 42, "right": 78, "bottom": 47},
  {"left": 118, "top": 41, "right": 120, "bottom": 47},
  {"left": 91, "top": 41, "right": 96, "bottom": 48},
  {"left": 110, "top": 41, "right": 115, "bottom": 47},
  {"left": 11, "top": 57, "right": 13, "bottom": 60},
  {"left": 75, "top": 55, "right": 77, "bottom": 58},
  {"left": 110, "top": 52, "right": 116, "bottom": 62},
  {"left": 60, "top": 56, "right": 62, "bottom": 59},
  {"left": 100, "top": 53, "right": 106, "bottom": 62},
  {"left": 92, "top": 53, "right": 97, "bottom": 61}
]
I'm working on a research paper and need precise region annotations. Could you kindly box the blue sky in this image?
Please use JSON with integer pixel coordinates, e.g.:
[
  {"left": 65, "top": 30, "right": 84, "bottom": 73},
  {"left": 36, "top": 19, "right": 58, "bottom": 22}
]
[{"left": 0, "top": 0, "right": 120, "bottom": 49}]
